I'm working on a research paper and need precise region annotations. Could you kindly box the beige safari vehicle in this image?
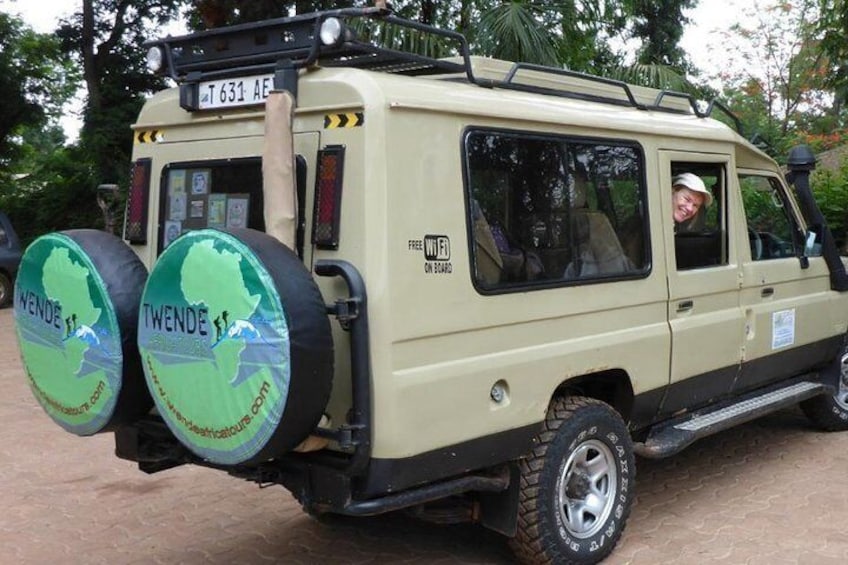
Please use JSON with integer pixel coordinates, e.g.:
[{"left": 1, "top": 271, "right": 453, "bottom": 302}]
[{"left": 14, "top": 7, "right": 848, "bottom": 565}]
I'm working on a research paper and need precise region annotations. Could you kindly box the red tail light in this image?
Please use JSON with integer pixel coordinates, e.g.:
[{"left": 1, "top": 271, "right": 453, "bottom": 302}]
[
  {"left": 123, "top": 158, "right": 151, "bottom": 244},
  {"left": 312, "top": 145, "right": 345, "bottom": 249}
]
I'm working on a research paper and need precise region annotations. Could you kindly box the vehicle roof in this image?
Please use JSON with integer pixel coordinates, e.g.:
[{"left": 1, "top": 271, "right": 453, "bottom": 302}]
[{"left": 135, "top": 56, "right": 778, "bottom": 172}]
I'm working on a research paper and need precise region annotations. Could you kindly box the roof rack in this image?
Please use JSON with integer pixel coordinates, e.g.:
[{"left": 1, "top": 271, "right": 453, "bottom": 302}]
[
  {"left": 145, "top": 7, "right": 473, "bottom": 82},
  {"left": 146, "top": 7, "right": 743, "bottom": 134}
]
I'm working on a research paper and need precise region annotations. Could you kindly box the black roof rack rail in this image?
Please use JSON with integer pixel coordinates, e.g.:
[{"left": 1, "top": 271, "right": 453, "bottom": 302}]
[
  {"left": 703, "top": 99, "right": 744, "bottom": 136},
  {"left": 493, "top": 63, "right": 649, "bottom": 110},
  {"left": 146, "top": 6, "right": 744, "bottom": 133},
  {"left": 653, "top": 90, "right": 704, "bottom": 116}
]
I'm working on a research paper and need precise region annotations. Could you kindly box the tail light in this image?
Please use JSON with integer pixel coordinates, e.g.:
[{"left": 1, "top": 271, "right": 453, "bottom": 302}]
[
  {"left": 123, "top": 158, "right": 151, "bottom": 244},
  {"left": 312, "top": 145, "right": 345, "bottom": 249}
]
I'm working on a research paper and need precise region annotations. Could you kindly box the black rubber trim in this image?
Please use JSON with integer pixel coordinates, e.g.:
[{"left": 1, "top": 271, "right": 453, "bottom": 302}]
[
  {"left": 734, "top": 335, "right": 842, "bottom": 394},
  {"left": 359, "top": 422, "right": 539, "bottom": 497}
]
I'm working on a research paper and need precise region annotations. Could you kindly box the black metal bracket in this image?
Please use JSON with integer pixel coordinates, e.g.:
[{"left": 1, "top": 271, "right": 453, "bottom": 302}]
[
  {"left": 314, "top": 259, "right": 373, "bottom": 474},
  {"left": 327, "top": 296, "right": 360, "bottom": 330}
]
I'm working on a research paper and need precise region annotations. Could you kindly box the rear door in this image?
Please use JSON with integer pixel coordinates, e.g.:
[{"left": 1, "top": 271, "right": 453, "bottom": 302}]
[
  {"left": 735, "top": 170, "right": 840, "bottom": 392},
  {"left": 660, "top": 151, "right": 744, "bottom": 415}
]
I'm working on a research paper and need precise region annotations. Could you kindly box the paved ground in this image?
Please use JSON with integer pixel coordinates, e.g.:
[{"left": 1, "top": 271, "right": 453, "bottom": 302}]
[{"left": 3, "top": 306, "right": 848, "bottom": 564}]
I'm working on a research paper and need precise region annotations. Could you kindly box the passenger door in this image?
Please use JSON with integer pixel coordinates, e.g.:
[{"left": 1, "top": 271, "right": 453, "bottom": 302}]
[
  {"left": 660, "top": 151, "right": 744, "bottom": 415},
  {"left": 735, "top": 170, "right": 840, "bottom": 392}
]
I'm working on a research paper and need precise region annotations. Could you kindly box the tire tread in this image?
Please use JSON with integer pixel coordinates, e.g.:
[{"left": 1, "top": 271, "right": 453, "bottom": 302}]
[{"left": 510, "top": 396, "right": 632, "bottom": 565}]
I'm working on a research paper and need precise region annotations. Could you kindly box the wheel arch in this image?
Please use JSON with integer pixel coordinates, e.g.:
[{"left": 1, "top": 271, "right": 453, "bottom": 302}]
[{"left": 553, "top": 369, "right": 635, "bottom": 423}]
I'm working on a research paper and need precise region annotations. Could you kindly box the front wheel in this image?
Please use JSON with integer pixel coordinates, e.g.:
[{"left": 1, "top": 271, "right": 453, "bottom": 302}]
[
  {"left": 801, "top": 349, "right": 848, "bottom": 431},
  {"left": 511, "top": 396, "right": 635, "bottom": 565}
]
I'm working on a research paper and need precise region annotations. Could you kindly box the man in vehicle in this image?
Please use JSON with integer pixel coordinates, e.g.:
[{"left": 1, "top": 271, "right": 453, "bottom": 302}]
[{"left": 672, "top": 172, "right": 712, "bottom": 225}]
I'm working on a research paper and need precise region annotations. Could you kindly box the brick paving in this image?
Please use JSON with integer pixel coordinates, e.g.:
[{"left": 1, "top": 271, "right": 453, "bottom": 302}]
[{"left": 3, "top": 306, "right": 848, "bottom": 564}]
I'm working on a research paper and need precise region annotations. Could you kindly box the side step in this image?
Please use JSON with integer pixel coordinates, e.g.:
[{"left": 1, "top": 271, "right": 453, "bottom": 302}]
[{"left": 634, "top": 377, "right": 832, "bottom": 459}]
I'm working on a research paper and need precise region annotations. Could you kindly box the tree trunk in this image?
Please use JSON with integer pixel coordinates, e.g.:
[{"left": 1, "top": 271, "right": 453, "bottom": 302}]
[
  {"left": 421, "top": 0, "right": 435, "bottom": 25},
  {"left": 81, "top": 0, "right": 99, "bottom": 112}
]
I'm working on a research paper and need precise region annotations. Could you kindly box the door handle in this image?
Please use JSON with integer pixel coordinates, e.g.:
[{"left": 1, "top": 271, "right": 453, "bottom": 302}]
[
  {"left": 677, "top": 300, "right": 693, "bottom": 312},
  {"left": 761, "top": 287, "right": 774, "bottom": 297}
]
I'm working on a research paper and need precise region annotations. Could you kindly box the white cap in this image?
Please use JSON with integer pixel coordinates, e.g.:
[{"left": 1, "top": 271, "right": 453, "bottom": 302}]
[{"left": 673, "top": 173, "right": 713, "bottom": 207}]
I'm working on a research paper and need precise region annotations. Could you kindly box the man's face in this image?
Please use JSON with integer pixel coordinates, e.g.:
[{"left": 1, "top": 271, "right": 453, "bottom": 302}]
[{"left": 672, "top": 187, "right": 705, "bottom": 223}]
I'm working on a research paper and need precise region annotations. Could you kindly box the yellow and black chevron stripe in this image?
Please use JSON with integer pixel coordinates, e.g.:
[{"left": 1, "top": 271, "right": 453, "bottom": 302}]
[
  {"left": 324, "top": 113, "right": 364, "bottom": 129},
  {"left": 134, "top": 130, "right": 162, "bottom": 144}
]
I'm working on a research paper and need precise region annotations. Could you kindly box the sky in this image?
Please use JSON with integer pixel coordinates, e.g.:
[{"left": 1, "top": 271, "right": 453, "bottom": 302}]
[{"left": 0, "top": 0, "right": 740, "bottom": 140}]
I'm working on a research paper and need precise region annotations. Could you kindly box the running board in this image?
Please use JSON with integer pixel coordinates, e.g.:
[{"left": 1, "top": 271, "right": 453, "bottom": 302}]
[{"left": 634, "top": 378, "right": 831, "bottom": 459}]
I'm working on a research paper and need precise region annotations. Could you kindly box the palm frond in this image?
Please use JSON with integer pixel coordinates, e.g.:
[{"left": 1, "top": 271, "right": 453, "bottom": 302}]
[{"left": 609, "top": 63, "right": 694, "bottom": 92}]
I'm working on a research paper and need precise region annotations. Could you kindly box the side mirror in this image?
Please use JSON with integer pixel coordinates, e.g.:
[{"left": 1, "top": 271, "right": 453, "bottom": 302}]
[
  {"left": 803, "top": 225, "right": 823, "bottom": 258},
  {"left": 800, "top": 224, "right": 823, "bottom": 268}
]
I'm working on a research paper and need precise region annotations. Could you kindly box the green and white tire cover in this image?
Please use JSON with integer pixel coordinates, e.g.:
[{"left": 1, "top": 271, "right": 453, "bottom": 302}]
[
  {"left": 14, "top": 230, "right": 150, "bottom": 435},
  {"left": 138, "top": 228, "right": 333, "bottom": 466}
]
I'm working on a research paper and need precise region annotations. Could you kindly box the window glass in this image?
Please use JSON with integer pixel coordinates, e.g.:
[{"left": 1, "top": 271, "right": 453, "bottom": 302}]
[
  {"left": 0, "top": 226, "right": 7, "bottom": 246},
  {"left": 465, "top": 130, "right": 646, "bottom": 290},
  {"left": 160, "top": 160, "right": 264, "bottom": 250},
  {"left": 671, "top": 164, "right": 727, "bottom": 270},
  {"left": 740, "top": 174, "right": 799, "bottom": 260}
]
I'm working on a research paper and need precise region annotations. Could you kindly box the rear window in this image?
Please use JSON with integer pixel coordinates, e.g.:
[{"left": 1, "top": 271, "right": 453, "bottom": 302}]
[{"left": 159, "top": 158, "right": 264, "bottom": 251}]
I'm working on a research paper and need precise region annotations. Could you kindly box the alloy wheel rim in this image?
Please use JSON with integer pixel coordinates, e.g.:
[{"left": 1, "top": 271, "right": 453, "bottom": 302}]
[{"left": 556, "top": 438, "right": 617, "bottom": 539}]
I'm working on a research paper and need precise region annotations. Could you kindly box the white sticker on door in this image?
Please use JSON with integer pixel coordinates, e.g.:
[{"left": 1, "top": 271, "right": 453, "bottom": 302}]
[{"left": 772, "top": 309, "right": 795, "bottom": 349}]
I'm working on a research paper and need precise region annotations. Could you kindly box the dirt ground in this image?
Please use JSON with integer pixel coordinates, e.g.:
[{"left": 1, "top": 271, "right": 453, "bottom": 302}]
[{"left": 2, "top": 306, "right": 848, "bottom": 564}]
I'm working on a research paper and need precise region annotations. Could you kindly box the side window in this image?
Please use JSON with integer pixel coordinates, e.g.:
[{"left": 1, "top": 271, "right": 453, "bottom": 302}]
[
  {"left": 0, "top": 226, "right": 7, "bottom": 247},
  {"left": 672, "top": 164, "right": 727, "bottom": 270},
  {"left": 465, "top": 130, "right": 647, "bottom": 290},
  {"left": 740, "top": 174, "right": 800, "bottom": 260}
]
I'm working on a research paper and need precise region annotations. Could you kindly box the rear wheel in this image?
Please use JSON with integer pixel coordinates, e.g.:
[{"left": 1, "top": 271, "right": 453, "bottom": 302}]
[
  {"left": 801, "top": 348, "right": 848, "bottom": 431},
  {"left": 511, "top": 397, "right": 634, "bottom": 565}
]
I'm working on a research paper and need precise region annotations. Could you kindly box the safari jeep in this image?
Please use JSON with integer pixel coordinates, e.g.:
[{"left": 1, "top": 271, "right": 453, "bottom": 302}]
[{"left": 14, "top": 7, "right": 848, "bottom": 564}]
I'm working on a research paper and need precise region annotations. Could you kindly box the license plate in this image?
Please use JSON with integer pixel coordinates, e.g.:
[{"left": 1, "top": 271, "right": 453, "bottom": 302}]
[{"left": 197, "top": 74, "right": 275, "bottom": 110}]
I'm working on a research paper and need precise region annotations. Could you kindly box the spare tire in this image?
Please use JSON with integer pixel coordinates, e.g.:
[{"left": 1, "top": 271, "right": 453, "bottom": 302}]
[
  {"left": 14, "top": 230, "right": 151, "bottom": 435},
  {"left": 137, "top": 228, "right": 333, "bottom": 466}
]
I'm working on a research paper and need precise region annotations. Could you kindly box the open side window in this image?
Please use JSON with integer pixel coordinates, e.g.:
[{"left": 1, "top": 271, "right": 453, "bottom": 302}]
[{"left": 672, "top": 163, "right": 728, "bottom": 270}]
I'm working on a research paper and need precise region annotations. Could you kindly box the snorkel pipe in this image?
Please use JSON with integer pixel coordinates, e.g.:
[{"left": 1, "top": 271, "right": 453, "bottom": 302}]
[{"left": 786, "top": 145, "right": 848, "bottom": 291}]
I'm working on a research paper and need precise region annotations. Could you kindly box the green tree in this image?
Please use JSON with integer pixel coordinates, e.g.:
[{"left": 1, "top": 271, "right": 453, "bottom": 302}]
[
  {"left": 0, "top": 12, "right": 75, "bottom": 175},
  {"left": 715, "top": 0, "right": 836, "bottom": 158},
  {"left": 630, "top": 0, "right": 695, "bottom": 70},
  {"left": 57, "top": 0, "right": 186, "bottom": 184},
  {"left": 818, "top": 0, "right": 848, "bottom": 106}
]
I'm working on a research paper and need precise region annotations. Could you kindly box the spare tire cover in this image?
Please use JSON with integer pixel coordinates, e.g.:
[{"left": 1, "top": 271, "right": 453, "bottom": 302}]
[
  {"left": 137, "top": 228, "right": 333, "bottom": 466},
  {"left": 14, "top": 230, "right": 150, "bottom": 435}
]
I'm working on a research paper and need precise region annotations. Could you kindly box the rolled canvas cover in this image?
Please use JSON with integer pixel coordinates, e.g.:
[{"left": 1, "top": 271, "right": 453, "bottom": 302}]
[{"left": 263, "top": 90, "right": 298, "bottom": 248}]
